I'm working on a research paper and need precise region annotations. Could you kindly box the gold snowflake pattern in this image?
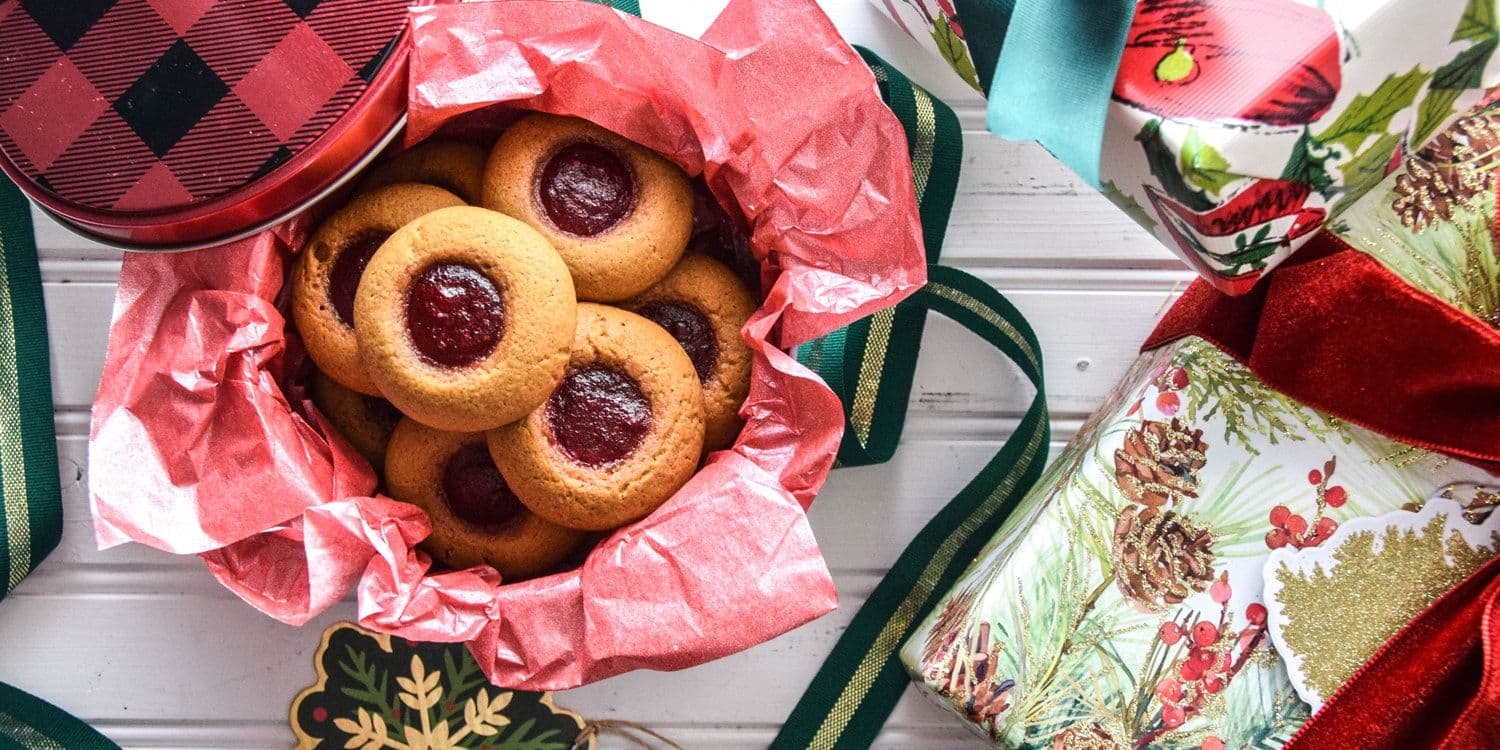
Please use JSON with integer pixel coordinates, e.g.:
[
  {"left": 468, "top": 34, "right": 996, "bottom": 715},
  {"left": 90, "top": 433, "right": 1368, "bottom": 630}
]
[{"left": 334, "top": 656, "right": 513, "bottom": 750}]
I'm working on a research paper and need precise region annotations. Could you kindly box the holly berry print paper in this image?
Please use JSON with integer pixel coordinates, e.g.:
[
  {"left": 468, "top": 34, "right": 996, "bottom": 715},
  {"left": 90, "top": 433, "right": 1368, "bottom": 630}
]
[
  {"left": 871, "top": 0, "right": 1500, "bottom": 294},
  {"left": 900, "top": 337, "right": 1499, "bottom": 748}
]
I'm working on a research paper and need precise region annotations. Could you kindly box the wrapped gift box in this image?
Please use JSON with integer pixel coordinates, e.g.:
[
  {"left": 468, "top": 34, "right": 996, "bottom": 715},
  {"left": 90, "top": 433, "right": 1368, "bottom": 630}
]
[{"left": 900, "top": 96, "right": 1500, "bottom": 747}]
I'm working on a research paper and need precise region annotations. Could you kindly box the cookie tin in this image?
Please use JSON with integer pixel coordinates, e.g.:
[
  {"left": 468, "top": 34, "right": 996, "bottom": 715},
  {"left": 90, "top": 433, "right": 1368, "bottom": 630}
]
[{"left": 0, "top": 0, "right": 414, "bottom": 250}]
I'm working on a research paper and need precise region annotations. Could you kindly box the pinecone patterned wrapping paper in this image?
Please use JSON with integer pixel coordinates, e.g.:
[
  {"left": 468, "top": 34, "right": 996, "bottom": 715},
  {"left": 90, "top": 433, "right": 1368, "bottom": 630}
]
[
  {"left": 899, "top": 99, "right": 1500, "bottom": 748},
  {"left": 872, "top": 0, "right": 1500, "bottom": 295}
]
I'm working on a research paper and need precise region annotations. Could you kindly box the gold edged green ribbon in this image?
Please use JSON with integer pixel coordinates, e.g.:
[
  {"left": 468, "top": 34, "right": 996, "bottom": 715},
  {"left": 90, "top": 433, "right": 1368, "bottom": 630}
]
[
  {"left": 0, "top": 176, "right": 60, "bottom": 602},
  {"left": 795, "top": 48, "right": 962, "bottom": 467},
  {"left": 779, "top": 51, "right": 1050, "bottom": 750},
  {"left": 0, "top": 180, "right": 114, "bottom": 746},
  {"left": 0, "top": 682, "right": 118, "bottom": 750},
  {"left": 778, "top": 266, "right": 1049, "bottom": 750}
]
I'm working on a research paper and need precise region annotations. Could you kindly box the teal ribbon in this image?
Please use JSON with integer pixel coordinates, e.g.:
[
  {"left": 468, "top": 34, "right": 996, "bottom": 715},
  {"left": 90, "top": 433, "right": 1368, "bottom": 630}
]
[{"left": 984, "top": 0, "right": 1135, "bottom": 188}]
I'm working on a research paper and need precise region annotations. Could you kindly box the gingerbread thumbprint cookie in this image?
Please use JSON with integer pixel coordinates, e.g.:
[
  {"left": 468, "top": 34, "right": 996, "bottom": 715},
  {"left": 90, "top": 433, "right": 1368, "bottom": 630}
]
[
  {"left": 489, "top": 304, "right": 705, "bottom": 531},
  {"left": 355, "top": 206, "right": 576, "bottom": 432},
  {"left": 481, "top": 114, "right": 694, "bottom": 302},
  {"left": 359, "top": 141, "right": 488, "bottom": 203},
  {"left": 385, "top": 419, "right": 584, "bottom": 579},
  {"left": 310, "top": 372, "right": 403, "bottom": 469},
  {"left": 292, "top": 183, "right": 464, "bottom": 395},
  {"left": 626, "top": 255, "right": 755, "bottom": 453}
]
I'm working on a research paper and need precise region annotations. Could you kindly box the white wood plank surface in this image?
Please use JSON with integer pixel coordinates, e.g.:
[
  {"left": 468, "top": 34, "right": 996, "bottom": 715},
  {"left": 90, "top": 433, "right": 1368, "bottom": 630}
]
[{"left": 2, "top": 1, "right": 1176, "bottom": 747}]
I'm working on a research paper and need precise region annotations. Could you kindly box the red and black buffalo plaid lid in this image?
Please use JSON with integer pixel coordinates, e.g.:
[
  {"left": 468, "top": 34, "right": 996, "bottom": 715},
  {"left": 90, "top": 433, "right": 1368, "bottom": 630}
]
[{"left": 0, "top": 0, "right": 412, "bottom": 249}]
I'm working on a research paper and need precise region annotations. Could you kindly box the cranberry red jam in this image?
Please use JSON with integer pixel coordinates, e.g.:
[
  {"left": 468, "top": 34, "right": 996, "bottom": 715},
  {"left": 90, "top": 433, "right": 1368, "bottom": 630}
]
[
  {"left": 537, "top": 142, "right": 635, "bottom": 236},
  {"left": 636, "top": 301, "right": 717, "bottom": 382},
  {"left": 328, "top": 231, "right": 388, "bottom": 326},
  {"left": 546, "top": 364, "right": 651, "bottom": 466},
  {"left": 405, "top": 263, "right": 504, "bottom": 368},
  {"left": 441, "top": 442, "right": 523, "bottom": 527}
]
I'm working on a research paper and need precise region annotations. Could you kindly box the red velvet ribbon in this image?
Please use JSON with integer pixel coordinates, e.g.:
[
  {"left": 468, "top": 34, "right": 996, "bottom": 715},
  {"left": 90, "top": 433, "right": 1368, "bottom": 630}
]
[
  {"left": 1144, "top": 231, "right": 1500, "bottom": 472},
  {"left": 1145, "top": 230, "right": 1500, "bottom": 747}
]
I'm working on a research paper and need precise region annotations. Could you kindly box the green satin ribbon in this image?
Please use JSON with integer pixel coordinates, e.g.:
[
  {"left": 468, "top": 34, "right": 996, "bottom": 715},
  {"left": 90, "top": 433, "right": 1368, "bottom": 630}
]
[
  {"left": 777, "top": 51, "right": 1051, "bottom": 750},
  {"left": 591, "top": 0, "right": 641, "bottom": 16},
  {"left": 954, "top": 0, "right": 1014, "bottom": 93}
]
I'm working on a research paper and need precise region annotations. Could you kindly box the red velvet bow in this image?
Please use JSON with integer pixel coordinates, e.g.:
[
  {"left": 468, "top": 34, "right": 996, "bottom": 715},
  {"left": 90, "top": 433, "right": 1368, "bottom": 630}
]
[
  {"left": 1145, "top": 232, "right": 1500, "bottom": 473},
  {"left": 1145, "top": 230, "right": 1500, "bottom": 747}
]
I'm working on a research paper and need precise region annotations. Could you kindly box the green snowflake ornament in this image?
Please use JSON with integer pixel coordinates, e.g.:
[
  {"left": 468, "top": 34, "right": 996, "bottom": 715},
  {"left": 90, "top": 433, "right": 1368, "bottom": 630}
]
[{"left": 291, "top": 622, "right": 591, "bottom": 750}]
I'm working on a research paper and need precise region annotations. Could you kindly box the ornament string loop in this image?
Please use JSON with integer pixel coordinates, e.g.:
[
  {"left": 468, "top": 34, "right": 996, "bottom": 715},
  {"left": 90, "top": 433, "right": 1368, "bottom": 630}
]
[{"left": 573, "top": 719, "right": 684, "bottom": 750}]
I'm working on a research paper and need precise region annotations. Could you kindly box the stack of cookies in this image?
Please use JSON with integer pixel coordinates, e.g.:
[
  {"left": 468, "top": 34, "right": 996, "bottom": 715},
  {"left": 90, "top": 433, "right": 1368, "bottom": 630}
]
[{"left": 292, "top": 114, "right": 757, "bottom": 580}]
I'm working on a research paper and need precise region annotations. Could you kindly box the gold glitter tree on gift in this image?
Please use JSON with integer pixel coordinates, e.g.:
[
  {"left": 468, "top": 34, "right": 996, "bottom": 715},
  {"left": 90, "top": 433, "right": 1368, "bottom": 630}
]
[{"left": 1274, "top": 514, "right": 1500, "bottom": 700}]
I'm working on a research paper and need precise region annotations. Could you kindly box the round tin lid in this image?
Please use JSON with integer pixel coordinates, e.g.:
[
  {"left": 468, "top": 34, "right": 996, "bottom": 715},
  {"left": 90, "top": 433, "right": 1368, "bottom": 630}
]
[{"left": 0, "top": 0, "right": 412, "bottom": 249}]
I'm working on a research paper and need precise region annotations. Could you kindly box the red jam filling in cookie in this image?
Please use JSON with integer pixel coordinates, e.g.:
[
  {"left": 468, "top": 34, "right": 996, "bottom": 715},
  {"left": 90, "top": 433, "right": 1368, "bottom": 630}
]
[
  {"left": 405, "top": 263, "right": 505, "bottom": 368},
  {"left": 537, "top": 142, "right": 636, "bottom": 236},
  {"left": 329, "top": 231, "right": 389, "bottom": 326},
  {"left": 546, "top": 365, "right": 652, "bottom": 466},
  {"left": 441, "top": 442, "right": 524, "bottom": 528},
  {"left": 636, "top": 301, "right": 718, "bottom": 382}
]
